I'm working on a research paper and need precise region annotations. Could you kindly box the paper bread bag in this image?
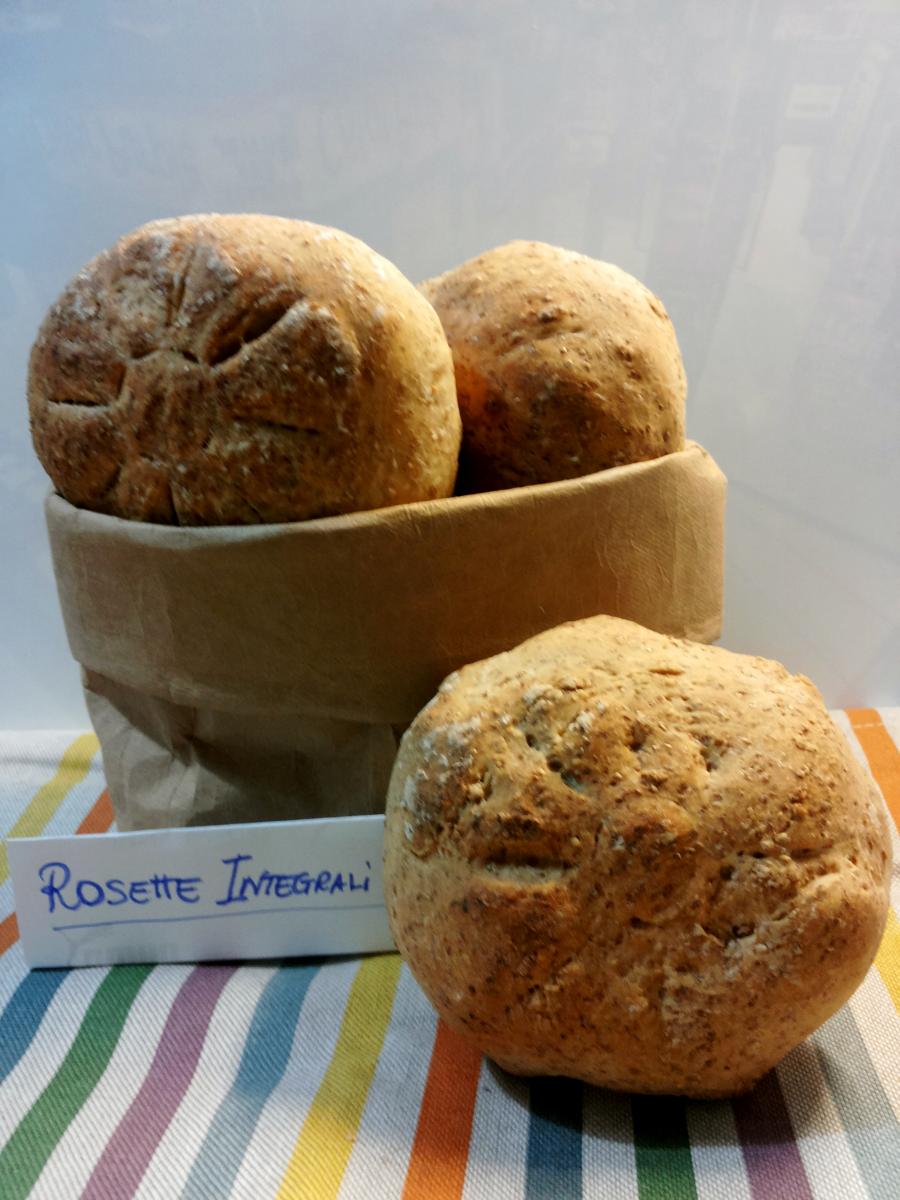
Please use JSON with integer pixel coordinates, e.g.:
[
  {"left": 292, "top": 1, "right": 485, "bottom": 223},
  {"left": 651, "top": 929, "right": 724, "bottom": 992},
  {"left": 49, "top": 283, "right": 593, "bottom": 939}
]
[{"left": 46, "top": 441, "right": 725, "bottom": 829}]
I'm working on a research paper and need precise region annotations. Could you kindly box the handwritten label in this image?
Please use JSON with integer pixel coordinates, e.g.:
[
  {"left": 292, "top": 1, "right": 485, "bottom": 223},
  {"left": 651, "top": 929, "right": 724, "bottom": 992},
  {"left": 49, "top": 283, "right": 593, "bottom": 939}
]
[{"left": 8, "top": 814, "right": 392, "bottom": 968}]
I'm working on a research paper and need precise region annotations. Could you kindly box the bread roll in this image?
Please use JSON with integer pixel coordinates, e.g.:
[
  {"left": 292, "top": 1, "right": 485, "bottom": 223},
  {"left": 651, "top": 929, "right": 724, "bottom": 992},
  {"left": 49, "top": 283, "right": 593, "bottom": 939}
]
[
  {"left": 384, "top": 616, "right": 891, "bottom": 1097},
  {"left": 29, "top": 214, "right": 461, "bottom": 524},
  {"left": 421, "top": 241, "right": 685, "bottom": 490}
]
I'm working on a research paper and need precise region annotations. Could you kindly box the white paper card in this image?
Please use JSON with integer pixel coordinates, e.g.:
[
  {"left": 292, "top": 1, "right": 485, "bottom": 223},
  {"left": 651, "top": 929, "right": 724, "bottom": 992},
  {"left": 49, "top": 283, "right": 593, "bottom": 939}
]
[{"left": 8, "top": 814, "right": 393, "bottom": 968}]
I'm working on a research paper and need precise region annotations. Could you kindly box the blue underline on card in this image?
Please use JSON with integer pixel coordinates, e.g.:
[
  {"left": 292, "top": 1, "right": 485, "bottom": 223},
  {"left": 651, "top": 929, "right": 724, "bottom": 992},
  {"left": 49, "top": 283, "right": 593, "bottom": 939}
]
[{"left": 51, "top": 902, "right": 387, "bottom": 932}]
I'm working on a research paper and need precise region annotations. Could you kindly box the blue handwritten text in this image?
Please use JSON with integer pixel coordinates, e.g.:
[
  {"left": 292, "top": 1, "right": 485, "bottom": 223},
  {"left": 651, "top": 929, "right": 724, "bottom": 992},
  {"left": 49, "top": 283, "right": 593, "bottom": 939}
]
[
  {"left": 38, "top": 861, "right": 202, "bottom": 913},
  {"left": 215, "top": 854, "right": 371, "bottom": 907}
]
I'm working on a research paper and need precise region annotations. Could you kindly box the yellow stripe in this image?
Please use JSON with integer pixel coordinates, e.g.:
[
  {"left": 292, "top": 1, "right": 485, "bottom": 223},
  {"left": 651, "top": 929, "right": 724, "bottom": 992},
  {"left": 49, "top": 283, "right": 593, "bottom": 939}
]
[
  {"left": 876, "top": 907, "right": 900, "bottom": 1017},
  {"left": 0, "top": 733, "right": 99, "bottom": 885},
  {"left": 276, "top": 953, "right": 402, "bottom": 1200}
]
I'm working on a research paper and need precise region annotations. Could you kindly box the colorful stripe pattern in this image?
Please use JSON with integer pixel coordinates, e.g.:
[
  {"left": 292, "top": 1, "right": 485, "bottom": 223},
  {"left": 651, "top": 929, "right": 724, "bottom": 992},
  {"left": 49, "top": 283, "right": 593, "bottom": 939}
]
[
  {"left": 182, "top": 963, "right": 322, "bottom": 1198},
  {"left": 0, "top": 712, "right": 898, "bottom": 1198},
  {"left": 0, "top": 732, "right": 98, "bottom": 886}
]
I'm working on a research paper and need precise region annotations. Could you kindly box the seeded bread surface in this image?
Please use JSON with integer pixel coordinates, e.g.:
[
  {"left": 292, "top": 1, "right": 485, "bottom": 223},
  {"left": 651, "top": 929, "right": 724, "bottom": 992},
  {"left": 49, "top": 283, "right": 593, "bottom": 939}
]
[
  {"left": 384, "top": 615, "right": 891, "bottom": 1097},
  {"left": 421, "top": 241, "right": 685, "bottom": 490},
  {"left": 30, "top": 214, "right": 461, "bottom": 524}
]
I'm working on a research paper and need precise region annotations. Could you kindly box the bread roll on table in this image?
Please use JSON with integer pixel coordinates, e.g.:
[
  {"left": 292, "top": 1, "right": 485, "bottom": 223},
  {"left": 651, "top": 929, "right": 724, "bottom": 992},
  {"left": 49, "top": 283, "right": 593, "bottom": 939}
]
[
  {"left": 30, "top": 214, "right": 461, "bottom": 524},
  {"left": 384, "top": 616, "right": 891, "bottom": 1097}
]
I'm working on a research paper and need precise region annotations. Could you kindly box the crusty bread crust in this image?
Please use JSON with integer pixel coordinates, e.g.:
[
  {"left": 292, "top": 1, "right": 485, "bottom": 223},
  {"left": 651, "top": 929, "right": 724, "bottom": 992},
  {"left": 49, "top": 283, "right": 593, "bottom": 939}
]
[
  {"left": 385, "top": 616, "right": 891, "bottom": 1097},
  {"left": 30, "top": 214, "right": 461, "bottom": 524},
  {"left": 421, "top": 240, "right": 685, "bottom": 490}
]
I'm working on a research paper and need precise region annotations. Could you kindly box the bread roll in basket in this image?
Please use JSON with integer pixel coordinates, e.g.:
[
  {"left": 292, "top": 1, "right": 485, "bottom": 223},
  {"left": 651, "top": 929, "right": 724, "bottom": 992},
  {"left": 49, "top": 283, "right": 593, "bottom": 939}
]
[{"left": 32, "top": 216, "right": 725, "bottom": 828}]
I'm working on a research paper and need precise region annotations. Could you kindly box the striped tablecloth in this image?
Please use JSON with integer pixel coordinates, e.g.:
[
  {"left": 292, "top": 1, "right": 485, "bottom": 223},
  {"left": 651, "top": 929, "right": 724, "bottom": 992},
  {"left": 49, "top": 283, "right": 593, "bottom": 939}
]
[{"left": 1, "top": 710, "right": 898, "bottom": 1200}]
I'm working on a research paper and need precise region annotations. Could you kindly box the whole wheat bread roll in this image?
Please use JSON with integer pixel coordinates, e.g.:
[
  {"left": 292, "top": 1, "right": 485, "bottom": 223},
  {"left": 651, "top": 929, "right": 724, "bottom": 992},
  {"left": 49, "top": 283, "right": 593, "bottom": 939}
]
[
  {"left": 29, "top": 214, "right": 461, "bottom": 524},
  {"left": 421, "top": 241, "right": 685, "bottom": 490},
  {"left": 384, "top": 616, "right": 891, "bottom": 1097}
]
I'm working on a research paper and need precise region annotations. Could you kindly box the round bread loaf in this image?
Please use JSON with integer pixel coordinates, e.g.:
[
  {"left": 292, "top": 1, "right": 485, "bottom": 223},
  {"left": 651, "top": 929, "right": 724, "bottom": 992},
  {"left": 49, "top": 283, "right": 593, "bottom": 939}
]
[
  {"left": 384, "top": 616, "right": 891, "bottom": 1097},
  {"left": 29, "top": 214, "right": 461, "bottom": 524},
  {"left": 421, "top": 241, "right": 686, "bottom": 490}
]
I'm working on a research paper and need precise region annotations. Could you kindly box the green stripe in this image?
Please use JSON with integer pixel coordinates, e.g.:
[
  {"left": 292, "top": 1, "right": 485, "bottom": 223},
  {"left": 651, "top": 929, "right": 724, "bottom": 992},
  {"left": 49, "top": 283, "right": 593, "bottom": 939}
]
[
  {"left": 632, "top": 1095, "right": 698, "bottom": 1200},
  {"left": 0, "top": 964, "right": 153, "bottom": 1200}
]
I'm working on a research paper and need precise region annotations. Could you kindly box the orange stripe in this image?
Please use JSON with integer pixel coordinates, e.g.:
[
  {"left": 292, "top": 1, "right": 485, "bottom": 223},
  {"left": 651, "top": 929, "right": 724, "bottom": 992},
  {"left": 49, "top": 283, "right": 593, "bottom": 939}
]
[
  {"left": 0, "top": 913, "right": 18, "bottom": 956},
  {"left": 77, "top": 789, "right": 114, "bottom": 835},
  {"left": 847, "top": 708, "right": 900, "bottom": 833},
  {"left": 402, "top": 1021, "right": 482, "bottom": 1200},
  {"left": 1, "top": 790, "right": 114, "bottom": 958}
]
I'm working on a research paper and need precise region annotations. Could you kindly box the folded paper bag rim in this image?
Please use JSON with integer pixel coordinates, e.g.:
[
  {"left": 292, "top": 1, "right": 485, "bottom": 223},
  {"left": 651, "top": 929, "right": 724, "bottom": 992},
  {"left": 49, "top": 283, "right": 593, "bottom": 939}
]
[{"left": 45, "top": 440, "right": 725, "bottom": 729}]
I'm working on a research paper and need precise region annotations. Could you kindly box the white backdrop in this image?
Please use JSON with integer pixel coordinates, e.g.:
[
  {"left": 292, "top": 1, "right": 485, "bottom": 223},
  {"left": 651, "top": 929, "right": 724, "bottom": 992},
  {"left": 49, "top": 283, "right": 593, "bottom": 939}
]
[{"left": 1, "top": 0, "right": 898, "bottom": 727}]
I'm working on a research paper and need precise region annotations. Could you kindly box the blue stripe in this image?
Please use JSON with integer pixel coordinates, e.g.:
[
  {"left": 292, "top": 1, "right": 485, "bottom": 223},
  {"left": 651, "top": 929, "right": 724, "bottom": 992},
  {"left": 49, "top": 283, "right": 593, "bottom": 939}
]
[
  {"left": 182, "top": 962, "right": 321, "bottom": 1198},
  {"left": 812, "top": 1004, "right": 900, "bottom": 1200},
  {"left": 0, "top": 969, "right": 68, "bottom": 1084},
  {"left": 525, "top": 1076, "right": 583, "bottom": 1199}
]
